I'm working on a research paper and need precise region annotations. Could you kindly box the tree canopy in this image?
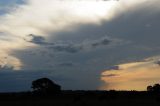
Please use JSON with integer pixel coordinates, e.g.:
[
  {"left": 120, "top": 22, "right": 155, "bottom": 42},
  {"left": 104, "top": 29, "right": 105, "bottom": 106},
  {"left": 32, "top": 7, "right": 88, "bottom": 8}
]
[{"left": 31, "top": 78, "right": 61, "bottom": 94}]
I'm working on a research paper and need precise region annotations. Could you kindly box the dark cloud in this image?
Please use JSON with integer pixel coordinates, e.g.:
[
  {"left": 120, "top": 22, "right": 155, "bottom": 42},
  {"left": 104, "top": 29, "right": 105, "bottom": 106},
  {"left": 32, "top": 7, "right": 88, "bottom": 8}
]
[
  {"left": 24, "top": 34, "right": 113, "bottom": 54},
  {"left": 49, "top": 36, "right": 113, "bottom": 53},
  {"left": 24, "top": 34, "right": 54, "bottom": 46},
  {"left": 25, "top": 34, "right": 82, "bottom": 53},
  {"left": 57, "top": 62, "right": 75, "bottom": 67},
  {"left": 91, "top": 37, "right": 111, "bottom": 48},
  {"left": 0, "top": 65, "right": 14, "bottom": 71},
  {"left": 0, "top": 0, "right": 25, "bottom": 15},
  {"left": 102, "top": 74, "right": 118, "bottom": 77},
  {"left": 155, "top": 60, "right": 160, "bottom": 66},
  {"left": 49, "top": 44, "right": 83, "bottom": 53},
  {"left": 106, "top": 65, "right": 120, "bottom": 70}
]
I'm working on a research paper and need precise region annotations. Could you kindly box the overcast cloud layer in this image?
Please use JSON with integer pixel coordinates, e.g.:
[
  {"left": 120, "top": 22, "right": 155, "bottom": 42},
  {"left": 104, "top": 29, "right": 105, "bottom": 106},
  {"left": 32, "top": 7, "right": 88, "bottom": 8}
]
[{"left": 0, "top": 0, "right": 160, "bottom": 92}]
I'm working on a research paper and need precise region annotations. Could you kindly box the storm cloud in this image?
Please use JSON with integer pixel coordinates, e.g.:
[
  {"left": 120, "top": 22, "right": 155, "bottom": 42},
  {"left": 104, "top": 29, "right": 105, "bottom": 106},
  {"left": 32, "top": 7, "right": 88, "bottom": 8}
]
[
  {"left": 24, "top": 34, "right": 115, "bottom": 53},
  {"left": 0, "top": 0, "right": 160, "bottom": 91}
]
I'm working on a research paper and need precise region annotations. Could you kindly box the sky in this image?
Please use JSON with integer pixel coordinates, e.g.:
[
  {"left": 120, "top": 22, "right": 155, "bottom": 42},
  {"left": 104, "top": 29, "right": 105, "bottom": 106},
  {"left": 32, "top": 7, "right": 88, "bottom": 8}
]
[{"left": 0, "top": 0, "right": 160, "bottom": 92}]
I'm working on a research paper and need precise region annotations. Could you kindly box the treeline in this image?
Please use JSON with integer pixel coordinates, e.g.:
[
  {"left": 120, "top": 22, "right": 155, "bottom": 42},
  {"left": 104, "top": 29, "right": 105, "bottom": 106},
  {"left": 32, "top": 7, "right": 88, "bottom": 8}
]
[{"left": 0, "top": 78, "right": 160, "bottom": 101}]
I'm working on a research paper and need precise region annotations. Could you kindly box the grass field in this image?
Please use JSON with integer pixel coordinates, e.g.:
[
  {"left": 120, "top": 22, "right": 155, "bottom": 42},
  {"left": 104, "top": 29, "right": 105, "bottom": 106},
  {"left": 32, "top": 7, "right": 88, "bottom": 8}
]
[{"left": 0, "top": 91, "right": 160, "bottom": 106}]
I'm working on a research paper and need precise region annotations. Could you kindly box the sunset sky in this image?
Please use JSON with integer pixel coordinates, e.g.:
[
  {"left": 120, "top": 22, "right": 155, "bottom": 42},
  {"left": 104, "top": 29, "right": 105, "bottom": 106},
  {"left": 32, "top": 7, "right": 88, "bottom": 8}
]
[{"left": 0, "top": 0, "right": 160, "bottom": 92}]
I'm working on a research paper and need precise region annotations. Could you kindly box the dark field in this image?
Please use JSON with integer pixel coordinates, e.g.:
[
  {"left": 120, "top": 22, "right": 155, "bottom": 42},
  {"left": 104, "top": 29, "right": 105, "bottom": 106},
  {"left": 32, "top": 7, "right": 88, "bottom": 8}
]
[{"left": 0, "top": 91, "right": 160, "bottom": 106}]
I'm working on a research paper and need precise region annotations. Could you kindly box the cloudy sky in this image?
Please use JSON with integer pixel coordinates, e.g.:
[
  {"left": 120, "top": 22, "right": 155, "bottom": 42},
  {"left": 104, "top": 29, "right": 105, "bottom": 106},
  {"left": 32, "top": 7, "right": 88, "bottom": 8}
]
[{"left": 0, "top": 0, "right": 160, "bottom": 92}]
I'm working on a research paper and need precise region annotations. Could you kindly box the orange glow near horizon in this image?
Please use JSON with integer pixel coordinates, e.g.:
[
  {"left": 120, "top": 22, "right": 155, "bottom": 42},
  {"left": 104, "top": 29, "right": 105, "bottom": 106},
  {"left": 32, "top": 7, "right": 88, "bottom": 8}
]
[{"left": 100, "top": 59, "right": 160, "bottom": 91}]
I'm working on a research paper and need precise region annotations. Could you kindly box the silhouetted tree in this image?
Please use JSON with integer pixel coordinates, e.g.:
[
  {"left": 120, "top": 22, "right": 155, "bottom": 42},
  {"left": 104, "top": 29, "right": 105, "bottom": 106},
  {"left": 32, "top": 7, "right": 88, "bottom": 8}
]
[
  {"left": 147, "top": 85, "right": 153, "bottom": 91},
  {"left": 31, "top": 78, "right": 61, "bottom": 95},
  {"left": 153, "top": 84, "right": 160, "bottom": 93},
  {"left": 147, "top": 84, "right": 160, "bottom": 93}
]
